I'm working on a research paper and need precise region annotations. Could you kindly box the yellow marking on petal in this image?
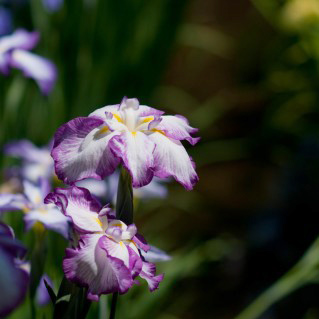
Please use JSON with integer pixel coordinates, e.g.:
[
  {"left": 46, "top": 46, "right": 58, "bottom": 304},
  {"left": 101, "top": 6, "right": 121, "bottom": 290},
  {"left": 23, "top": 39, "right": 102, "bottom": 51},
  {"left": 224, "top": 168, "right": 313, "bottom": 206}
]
[
  {"left": 119, "top": 241, "right": 124, "bottom": 247},
  {"left": 99, "top": 126, "right": 109, "bottom": 135},
  {"left": 112, "top": 223, "right": 122, "bottom": 227},
  {"left": 22, "top": 206, "right": 30, "bottom": 213},
  {"left": 141, "top": 116, "right": 154, "bottom": 123},
  {"left": 94, "top": 217, "right": 103, "bottom": 227},
  {"left": 113, "top": 113, "right": 123, "bottom": 123},
  {"left": 152, "top": 129, "right": 166, "bottom": 135},
  {"left": 132, "top": 131, "right": 137, "bottom": 136}
]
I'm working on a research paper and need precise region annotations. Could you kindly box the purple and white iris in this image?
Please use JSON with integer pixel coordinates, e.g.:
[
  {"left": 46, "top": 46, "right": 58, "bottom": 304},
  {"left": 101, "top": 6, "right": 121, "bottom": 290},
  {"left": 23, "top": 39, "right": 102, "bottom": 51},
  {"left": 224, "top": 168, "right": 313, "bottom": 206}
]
[
  {"left": 51, "top": 97, "right": 199, "bottom": 190},
  {"left": 0, "top": 29, "right": 57, "bottom": 94},
  {"left": 0, "top": 222, "right": 29, "bottom": 317},
  {"left": 0, "top": 179, "right": 70, "bottom": 238},
  {"left": 45, "top": 186, "right": 164, "bottom": 300},
  {"left": 4, "top": 139, "right": 54, "bottom": 183}
]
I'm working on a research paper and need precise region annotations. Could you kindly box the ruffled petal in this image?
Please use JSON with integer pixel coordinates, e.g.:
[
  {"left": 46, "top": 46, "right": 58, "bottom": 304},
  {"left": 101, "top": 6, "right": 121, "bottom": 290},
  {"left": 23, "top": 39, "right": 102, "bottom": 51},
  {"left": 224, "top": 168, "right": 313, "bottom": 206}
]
[
  {"left": 89, "top": 104, "right": 121, "bottom": 120},
  {"left": 138, "top": 104, "right": 165, "bottom": 117},
  {"left": 24, "top": 206, "right": 70, "bottom": 239},
  {"left": 44, "top": 186, "right": 102, "bottom": 233},
  {"left": 63, "top": 234, "right": 133, "bottom": 300},
  {"left": 9, "top": 49, "right": 57, "bottom": 95},
  {"left": 149, "top": 132, "right": 198, "bottom": 190},
  {"left": 139, "top": 261, "right": 164, "bottom": 291},
  {"left": 156, "top": 115, "right": 200, "bottom": 145},
  {"left": 109, "top": 131, "right": 155, "bottom": 188},
  {"left": 52, "top": 117, "right": 120, "bottom": 184},
  {"left": 0, "top": 29, "right": 39, "bottom": 53}
]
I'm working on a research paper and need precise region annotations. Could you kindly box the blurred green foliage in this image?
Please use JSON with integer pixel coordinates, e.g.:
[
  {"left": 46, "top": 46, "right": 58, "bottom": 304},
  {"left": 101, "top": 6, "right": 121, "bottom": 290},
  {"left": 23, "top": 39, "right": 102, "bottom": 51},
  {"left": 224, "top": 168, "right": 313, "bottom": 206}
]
[{"left": 4, "top": 0, "right": 319, "bottom": 319}]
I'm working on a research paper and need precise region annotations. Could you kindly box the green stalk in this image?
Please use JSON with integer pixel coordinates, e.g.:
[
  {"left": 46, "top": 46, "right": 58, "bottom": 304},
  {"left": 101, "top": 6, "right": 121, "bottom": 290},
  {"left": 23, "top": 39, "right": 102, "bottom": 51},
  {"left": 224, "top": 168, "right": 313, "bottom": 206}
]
[
  {"left": 234, "top": 236, "right": 319, "bottom": 319},
  {"left": 109, "top": 168, "right": 134, "bottom": 319}
]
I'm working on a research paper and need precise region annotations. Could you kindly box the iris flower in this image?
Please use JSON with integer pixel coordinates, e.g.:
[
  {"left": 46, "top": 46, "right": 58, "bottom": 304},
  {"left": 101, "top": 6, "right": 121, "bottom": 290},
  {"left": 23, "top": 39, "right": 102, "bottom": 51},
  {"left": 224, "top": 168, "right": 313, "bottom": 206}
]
[
  {"left": 52, "top": 97, "right": 200, "bottom": 189},
  {"left": 45, "top": 186, "right": 164, "bottom": 300},
  {"left": 0, "top": 179, "right": 70, "bottom": 238},
  {"left": 0, "top": 29, "right": 57, "bottom": 94}
]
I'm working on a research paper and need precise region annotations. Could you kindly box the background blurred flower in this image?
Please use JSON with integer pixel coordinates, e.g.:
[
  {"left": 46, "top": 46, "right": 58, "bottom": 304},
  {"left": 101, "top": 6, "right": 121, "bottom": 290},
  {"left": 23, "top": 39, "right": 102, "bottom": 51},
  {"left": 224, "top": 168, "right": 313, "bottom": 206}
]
[
  {"left": 51, "top": 97, "right": 199, "bottom": 189},
  {"left": 0, "top": 222, "right": 29, "bottom": 318},
  {"left": 35, "top": 274, "right": 53, "bottom": 307},
  {"left": 0, "top": 29, "right": 57, "bottom": 94},
  {"left": 0, "top": 7, "right": 13, "bottom": 36},
  {"left": 0, "top": 179, "right": 70, "bottom": 238},
  {"left": 42, "top": 0, "right": 63, "bottom": 12},
  {"left": 4, "top": 139, "right": 54, "bottom": 183}
]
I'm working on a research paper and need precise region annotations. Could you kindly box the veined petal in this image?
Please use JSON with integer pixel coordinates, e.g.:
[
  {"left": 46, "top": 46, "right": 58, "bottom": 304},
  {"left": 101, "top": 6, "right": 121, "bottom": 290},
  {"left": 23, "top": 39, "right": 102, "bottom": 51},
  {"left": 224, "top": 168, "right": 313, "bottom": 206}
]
[
  {"left": 139, "top": 261, "right": 164, "bottom": 291},
  {"left": 0, "top": 29, "right": 39, "bottom": 54},
  {"left": 109, "top": 131, "right": 155, "bottom": 188},
  {"left": 52, "top": 117, "right": 120, "bottom": 184},
  {"left": 138, "top": 104, "right": 165, "bottom": 117},
  {"left": 89, "top": 104, "right": 121, "bottom": 120},
  {"left": 63, "top": 234, "right": 133, "bottom": 300},
  {"left": 24, "top": 206, "right": 70, "bottom": 239},
  {"left": 99, "top": 236, "right": 130, "bottom": 268},
  {"left": 10, "top": 49, "right": 57, "bottom": 95},
  {"left": 149, "top": 132, "right": 198, "bottom": 190},
  {"left": 156, "top": 115, "right": 200, "bottom": 145},
  {"left": 0, "top": 193, "right": 28, "bottom": 212},
  {"left": 44, "top": 186, "right": 102, "bottom": 233}
]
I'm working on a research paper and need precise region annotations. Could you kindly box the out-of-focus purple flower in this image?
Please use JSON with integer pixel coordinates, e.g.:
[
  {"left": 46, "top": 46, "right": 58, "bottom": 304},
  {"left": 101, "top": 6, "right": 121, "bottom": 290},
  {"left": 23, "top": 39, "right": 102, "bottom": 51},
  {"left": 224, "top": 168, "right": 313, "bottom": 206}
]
[
  {"left": 0, "top": 222, "right": 29, "bottom": 317},
  {"left": 0, "top": 179, "right": 70, "bottom": 238},
  {"left": 4, "top": 139, "right": 54, "bottom": 183},
  {"left": 140, "top": 245, "right": 171, "bottom": 263},
  {"left": 45, "top": 186, "right": 164, "bottom": 300},
  {"left": 36, "top": 274, "right": 53, "bottom": 306},
  {"left": 76, "top": 171, "right": 168, "bottom": 204},
  {"left": 51, "top": 97, "right": 199, "bottom": 189},
  {"left": 0, "top": 8, "right": 13, "bottom": 36},
  {"left": 0, "top": 29, "right": 57, "bottom": 94},
  {"left": 42, "top": 0, "right": 63, "bottom": 12}
]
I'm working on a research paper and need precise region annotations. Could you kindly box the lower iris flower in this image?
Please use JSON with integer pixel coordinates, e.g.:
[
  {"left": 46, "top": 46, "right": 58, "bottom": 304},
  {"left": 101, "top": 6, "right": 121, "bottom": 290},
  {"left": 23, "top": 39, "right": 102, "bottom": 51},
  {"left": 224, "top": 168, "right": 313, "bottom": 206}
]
[{"left": 45, "top": 186, "right": 164, "bottom": 300}]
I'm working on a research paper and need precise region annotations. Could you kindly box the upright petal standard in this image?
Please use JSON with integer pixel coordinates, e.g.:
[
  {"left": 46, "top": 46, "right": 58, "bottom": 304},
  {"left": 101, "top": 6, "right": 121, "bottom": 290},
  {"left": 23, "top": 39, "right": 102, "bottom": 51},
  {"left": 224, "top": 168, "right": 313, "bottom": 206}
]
[{"left": 51, "top": 97, "right": 199, "bottom": 189}]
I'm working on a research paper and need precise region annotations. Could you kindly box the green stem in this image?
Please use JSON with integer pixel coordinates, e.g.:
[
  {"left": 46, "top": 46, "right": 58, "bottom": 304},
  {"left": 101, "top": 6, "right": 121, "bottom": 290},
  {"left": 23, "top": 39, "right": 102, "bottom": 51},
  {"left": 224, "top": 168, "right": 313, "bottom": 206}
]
[
  {"left": 235, "top": 236, "right": 319, "bottom": 319},
  {"left": 109, "top": 168, "right": 133, "bottom": 319},
  {"left": 109, "top": 292, "right": 119, "bottom": 319}
]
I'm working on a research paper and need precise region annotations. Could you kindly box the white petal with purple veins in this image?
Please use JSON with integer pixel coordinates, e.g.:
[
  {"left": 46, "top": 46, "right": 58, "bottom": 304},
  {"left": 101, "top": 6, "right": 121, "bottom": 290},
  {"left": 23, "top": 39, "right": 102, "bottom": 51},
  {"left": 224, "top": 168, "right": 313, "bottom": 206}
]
[
  {"left": 44, "top": 187, "right": 103, "bottom": 233},
  {"left": 52, "top": 117, "right": 120, "bottom": 184},
  {"left": 149, "top": 132, "right": 198, "bottom": 190},
  {"left": 109, "top": 131, "right": 155, "bottom": 187},
  {"left": 156, "top": 115, "right": 200, "bottom": 145},
  {"left": 63, "top": 234, "right": 133, "bottom": 300}
]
